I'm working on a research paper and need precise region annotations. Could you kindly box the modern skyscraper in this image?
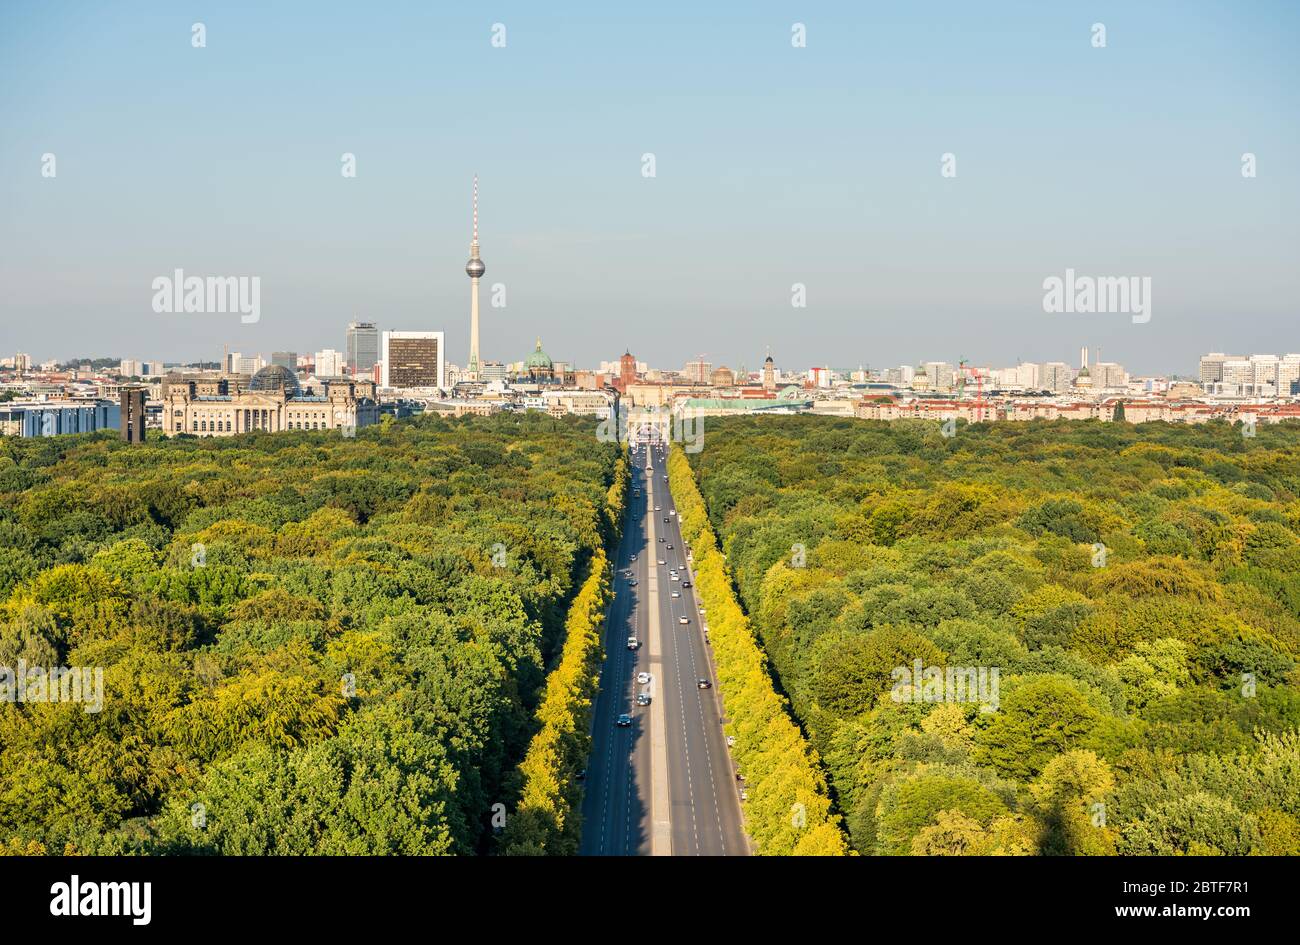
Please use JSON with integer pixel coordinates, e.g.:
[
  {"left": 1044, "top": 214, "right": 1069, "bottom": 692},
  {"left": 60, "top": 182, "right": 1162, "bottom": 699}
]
[
  {"left": 382, "top": 331, "right": 445, "bottom": 390},
  {"left": 465, "top": 176, "right": 485, "bottom": 376},
  {"left": 346, "top": 322, "right": 379, "bottom": 374}
]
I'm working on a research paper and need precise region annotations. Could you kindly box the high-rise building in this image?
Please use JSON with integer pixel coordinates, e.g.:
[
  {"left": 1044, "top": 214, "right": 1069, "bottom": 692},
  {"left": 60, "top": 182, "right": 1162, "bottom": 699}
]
[
  {"left": 316, "top": 349, "right": 345, "bottom": 377},
  {"left": 120, "top": 388, "right": 147, "bottom": 443},
  {"left": 763, "top": 354, "right": 775, "bottom": 391},
  {"left": 1040, "top": 362, "right": 1071, "bottom": 393},
  {"left": 684, "top": 359, "right": 712, "bottom": 384},
  {"left": 14, "top": 353, "right": 32, "bottom": 373},
  {"left": 923, "top": 361, "right": 957, "bottom": 391},
  {"left": 272, "top": 351, "right": 297, "bottom": 370},
  {"left": 1094, "top": 362, "right": 1128, "bottom": 389},
  {"left": 346, "top": 322, "right": 379, "bottom": 374},
  {"left": 465, "top": 176, "right": 485, "bottom": 376},
  {"left": 382, "top": 331, "right": 445, "bottom": 390},
  {"left": 1199, "top": 353, "right": 1236, "bottom": 385}
]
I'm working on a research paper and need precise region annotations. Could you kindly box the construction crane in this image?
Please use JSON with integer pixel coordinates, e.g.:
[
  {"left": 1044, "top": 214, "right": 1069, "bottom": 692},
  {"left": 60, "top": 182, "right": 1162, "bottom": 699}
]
[{"left": 956, "top": 358, "right": 990, "bottom": 423}]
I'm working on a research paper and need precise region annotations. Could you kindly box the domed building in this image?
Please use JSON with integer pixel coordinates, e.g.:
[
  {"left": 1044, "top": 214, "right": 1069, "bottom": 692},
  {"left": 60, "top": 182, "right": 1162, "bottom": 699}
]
[
  {"left": 248, "top": 364, "right": 301, "bottom": 396},
  {"left": 709, "top": 365, "right": 736, "bottom": 388},
  {"left": 522, "top": 338, "right": 555, "bottom": 380}
]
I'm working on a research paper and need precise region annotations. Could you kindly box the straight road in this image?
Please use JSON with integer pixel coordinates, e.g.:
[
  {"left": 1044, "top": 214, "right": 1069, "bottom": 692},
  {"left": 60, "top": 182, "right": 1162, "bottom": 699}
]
[{"left": 580, "top": 439, "right": 748, "bottom": 856}]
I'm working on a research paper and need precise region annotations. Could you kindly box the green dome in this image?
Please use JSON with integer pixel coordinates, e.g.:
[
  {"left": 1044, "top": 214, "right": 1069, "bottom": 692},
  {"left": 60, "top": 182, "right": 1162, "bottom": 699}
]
[{"left": 524, "top": 338, "right": 553, "bottom": 370}]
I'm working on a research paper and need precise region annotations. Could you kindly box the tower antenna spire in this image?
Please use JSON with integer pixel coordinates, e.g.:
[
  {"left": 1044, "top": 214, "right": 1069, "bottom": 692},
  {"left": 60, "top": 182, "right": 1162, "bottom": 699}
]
[{"left": 465, "top": 175, "right": 486, "bottom": 375}]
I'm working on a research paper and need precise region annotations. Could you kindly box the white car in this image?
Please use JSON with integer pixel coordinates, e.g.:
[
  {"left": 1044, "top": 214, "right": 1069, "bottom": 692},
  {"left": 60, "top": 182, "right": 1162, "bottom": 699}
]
[
  {"left": 671, "top": 574, "right": 679, "bottom": 582},
  {"left": 626, "top": 637, "right": 639, "bottom": 650},
  {"left": 669, "top": 510, "right": 676, "bottom": 517},
  {"left": 658, "top": 559, "right": 666, "bottom": 566},
  {"left": 678, "top": 616, "right": 690, "bottom": 625},
  {"left": 654, "top": 506, "right": 661, "bottom": 512},
  {"left": 637, "top": 671, "right": 651, "bottom": 685},
  {"left": 671, "top": 591, "right": 680, "bottom": 598}
]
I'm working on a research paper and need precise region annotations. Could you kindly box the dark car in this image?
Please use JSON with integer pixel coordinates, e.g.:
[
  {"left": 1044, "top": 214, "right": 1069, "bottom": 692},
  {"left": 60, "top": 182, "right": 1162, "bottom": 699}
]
[
  {"left": 663, "top": 517, "right": 669, "bottom": 523},
  {"left": 682, "top": 580, "right": 692, "bottom": 588},
  {"left": 697, "top": 679, "right": 712, "bottom": 689},
  {"left": 615, "top": 714, "right": 633, "bottom": 728}
]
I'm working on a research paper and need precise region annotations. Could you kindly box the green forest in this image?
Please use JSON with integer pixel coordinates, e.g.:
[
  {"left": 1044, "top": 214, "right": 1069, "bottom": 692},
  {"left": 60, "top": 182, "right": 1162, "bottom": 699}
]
[
  {"left": 688, "top": 416, "right": 1300, "bottom": 856},
  {"left": 0, "top": 414, "right": 624, "bottom": 855}
]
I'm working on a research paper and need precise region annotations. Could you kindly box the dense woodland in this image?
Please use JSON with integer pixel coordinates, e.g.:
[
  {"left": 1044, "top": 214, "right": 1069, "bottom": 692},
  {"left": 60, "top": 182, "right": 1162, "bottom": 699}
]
[
  {"left": 689, "top": 416, "right": 1300, "bottom": 855},
  {"left": 0, "top": 414, "right": 624, "bottom": 854}
]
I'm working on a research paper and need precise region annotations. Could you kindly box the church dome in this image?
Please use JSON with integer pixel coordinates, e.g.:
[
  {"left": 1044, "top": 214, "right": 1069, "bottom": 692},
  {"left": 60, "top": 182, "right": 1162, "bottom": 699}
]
[
  {"left": 248, "top": 364, "right": 300, "bottom": 395},
  {"left": 524, "top": 338, "right": 553, "bottom": 370}
]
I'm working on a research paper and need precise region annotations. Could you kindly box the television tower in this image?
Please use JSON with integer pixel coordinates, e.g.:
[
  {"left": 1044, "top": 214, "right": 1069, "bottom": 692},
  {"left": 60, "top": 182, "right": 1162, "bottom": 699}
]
[{"left": 465, "top": 175, "right": 485, "bottom": 375}]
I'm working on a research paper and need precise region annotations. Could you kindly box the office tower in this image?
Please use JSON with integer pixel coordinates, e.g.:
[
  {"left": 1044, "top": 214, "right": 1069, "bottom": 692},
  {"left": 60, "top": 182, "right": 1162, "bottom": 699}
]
[
  {"left": 346, "top": 322, "right": 379, "bottom": 373},
  {"left": 685, "top": 359, "right": 712, "bottom": 384},
  {"left": 316, "top": 349, "right": 345, "bottom": 377},
  {"left": 120, "top": 388, "right": 147, "bottom": 443},
  {"left": 381, "top": 331, "right": 445, "bottom": 390},
  {"left": 465, "top": 176, "right": 485, "bottom": 376},
  {"left": 1199, "top": 353, "right": 1235, "bottom": 385}
]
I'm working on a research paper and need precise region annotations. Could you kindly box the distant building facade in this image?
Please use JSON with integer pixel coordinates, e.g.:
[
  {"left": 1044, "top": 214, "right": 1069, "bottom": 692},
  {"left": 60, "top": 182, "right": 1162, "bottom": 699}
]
[{"left": 382, "top": 331, "right": 445, "bottom": 390}]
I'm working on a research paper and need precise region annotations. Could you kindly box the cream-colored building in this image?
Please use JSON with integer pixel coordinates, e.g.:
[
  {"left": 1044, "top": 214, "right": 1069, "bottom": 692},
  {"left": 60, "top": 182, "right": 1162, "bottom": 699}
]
[{"left": 163, "top": 366, "right": 377, "bottom": 436}]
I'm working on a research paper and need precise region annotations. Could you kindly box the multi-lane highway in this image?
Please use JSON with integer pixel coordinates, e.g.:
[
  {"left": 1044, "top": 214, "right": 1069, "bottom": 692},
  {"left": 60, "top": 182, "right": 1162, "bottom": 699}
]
[{"left": 579, "top": 440, "right": 749, "bottom": 856}]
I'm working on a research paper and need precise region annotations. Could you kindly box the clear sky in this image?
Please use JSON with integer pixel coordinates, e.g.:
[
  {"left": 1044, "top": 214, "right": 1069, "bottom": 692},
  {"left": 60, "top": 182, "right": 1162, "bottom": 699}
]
[{"left": 2, "top": 0, "right": 1297, "bottom": 375}]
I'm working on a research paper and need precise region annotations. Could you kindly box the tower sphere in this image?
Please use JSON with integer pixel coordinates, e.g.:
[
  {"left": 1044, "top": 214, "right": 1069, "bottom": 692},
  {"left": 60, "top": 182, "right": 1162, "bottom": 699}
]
[{"left": 466, "top": 258, "right": 485, "bottom": 278}]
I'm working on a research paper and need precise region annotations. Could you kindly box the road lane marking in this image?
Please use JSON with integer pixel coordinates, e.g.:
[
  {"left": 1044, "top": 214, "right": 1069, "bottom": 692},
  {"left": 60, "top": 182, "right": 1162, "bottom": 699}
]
[{"left": 647, "top": 462, "right": 672, "bottom": 856}]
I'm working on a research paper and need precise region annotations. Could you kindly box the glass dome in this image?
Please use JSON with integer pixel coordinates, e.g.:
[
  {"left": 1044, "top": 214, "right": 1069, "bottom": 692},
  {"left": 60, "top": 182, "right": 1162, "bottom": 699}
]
[{"left": 248, "top": 364, "right": 301, "bottom": 395}]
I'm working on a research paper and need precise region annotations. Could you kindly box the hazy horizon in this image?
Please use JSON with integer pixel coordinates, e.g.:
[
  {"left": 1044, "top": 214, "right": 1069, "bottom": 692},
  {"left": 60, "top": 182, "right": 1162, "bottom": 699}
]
[{"left": 2, "top": 1, "right": 1297, "bottom": 375}]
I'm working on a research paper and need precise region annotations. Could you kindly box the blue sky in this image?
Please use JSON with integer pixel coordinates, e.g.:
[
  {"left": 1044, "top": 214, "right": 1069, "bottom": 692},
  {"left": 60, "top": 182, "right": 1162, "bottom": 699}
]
[{"left": 1, "top": 0, "right": 1297, "bottom": 374}]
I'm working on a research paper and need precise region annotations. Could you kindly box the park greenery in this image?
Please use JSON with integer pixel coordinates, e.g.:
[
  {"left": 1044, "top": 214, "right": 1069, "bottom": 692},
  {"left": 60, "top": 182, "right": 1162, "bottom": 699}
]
[
  {"left": 669, "top": 446, "right": 850, "bottom": 855},
  {"left": 686, "top": 416, "right": 1300, "bottom": 855},
  {"left": 0, "top": 414, "right": 625, "bottom": 855}
]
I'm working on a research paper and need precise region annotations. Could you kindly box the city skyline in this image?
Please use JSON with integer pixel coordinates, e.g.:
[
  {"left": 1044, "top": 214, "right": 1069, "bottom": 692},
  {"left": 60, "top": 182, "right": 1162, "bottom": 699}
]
[{"left": 3, "top": 2, "right": 1298, "bottom": 375}]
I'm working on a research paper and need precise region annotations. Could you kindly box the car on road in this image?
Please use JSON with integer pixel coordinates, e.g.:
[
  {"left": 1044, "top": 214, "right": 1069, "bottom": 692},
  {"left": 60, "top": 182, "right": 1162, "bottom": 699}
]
[
  {"left": 663, "top": 476, "right": 668, "bottom": 481},
  {"left": 636, "top": 671, "right": 651, "bottom": 685},
  {"left": 666, "top": 543, "right": 673, "bottom": 549},
  {"left": 671, "top": 574, "right": 679, "bottom": 582},
  {"left": 697, "top": 679, "right": 711, "bottom": 689},
  {"left": 630, "top": 553, "right": 637, "bottom": 561},
  {"left": 616, "top": 714, "right": 632, "bottom": 728},
  {"left": 628, "top": 579, "right": 637, "bottom": 586},
  {"left": 626, "top": 637, "right": 639, "bottom": 650},
  {"left": 635, "top": 691, "right": 651, "bottom": 706},
  {"left": 657, "top": 558, "right": 666, "bottom": 565},
  {"left": 682, "top": 580, "right": 692, "bottom": 588},
  {"left": 663, "top": 517, "right": 670, "bottom": 523},
  {"left": 671, "top": 591, "right": 680, "bottom": 598},
  {"left": 669, "top": 510, "right": 676, "bottom": 517},
  {"left": 654, "top": 506, "right": 661, "bottom": 512},
  {"left": 658, "top": 537, "right": 665, "bottom": 542},
  {"left": 678, "top": 616, "right": 689, "bottom": 625}
]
